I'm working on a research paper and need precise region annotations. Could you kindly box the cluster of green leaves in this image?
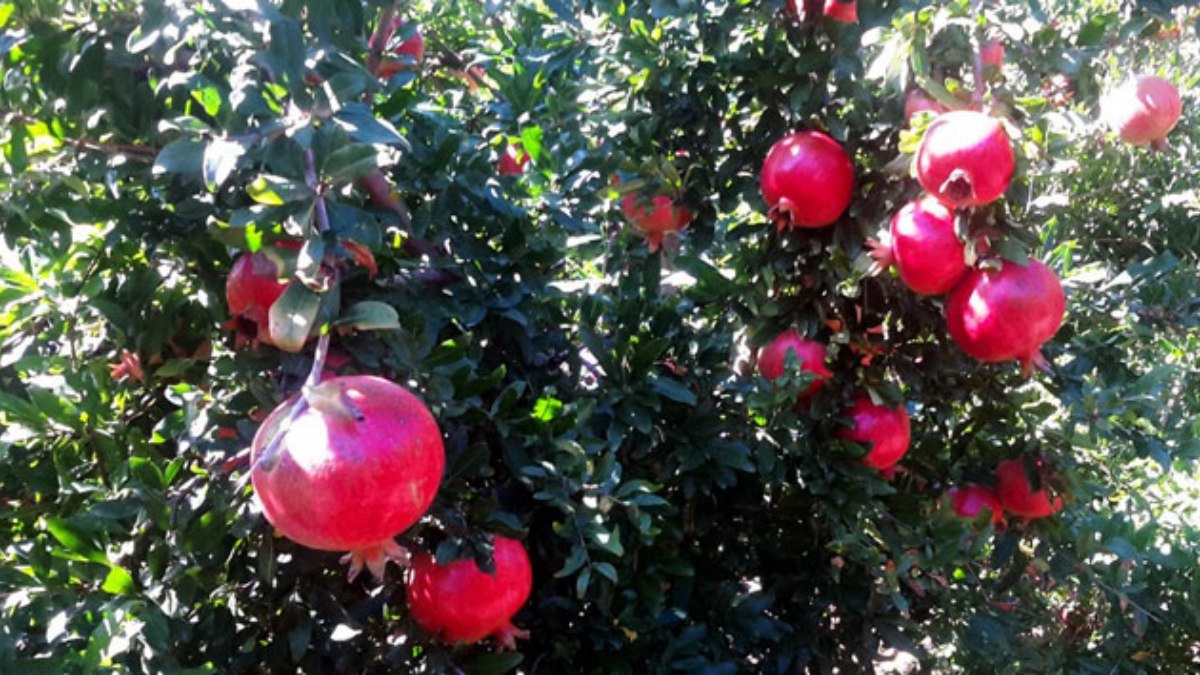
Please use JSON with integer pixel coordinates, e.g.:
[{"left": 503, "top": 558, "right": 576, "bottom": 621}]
[{"left": 1, "top": 0, "right": 1199, "bottom": 672}]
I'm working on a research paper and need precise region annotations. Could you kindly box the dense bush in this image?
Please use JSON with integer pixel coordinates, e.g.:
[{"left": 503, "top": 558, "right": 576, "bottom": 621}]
[{"left": 2, "top": 0, "right": 1199, "bottom": 672}]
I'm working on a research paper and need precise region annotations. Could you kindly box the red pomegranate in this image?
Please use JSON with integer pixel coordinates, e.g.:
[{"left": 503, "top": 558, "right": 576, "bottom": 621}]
[
  {"left": 251, "top": 375, "right": 445, "bottom": 580},
  {"left": 824, "top": 0, "right": 857, "bottom": 23},
  {"left": 498, "top": 144, "right": 529, "bottom": 176},
  {"left": 761, "top": 130, "right": 855, "bottom": 229},
  {"left": 226, "top": 241, "right": 301, "bottom": 343},
  {"left": 1100, "top": 75, "right": 1182, "bottom": 149},
  {"left": 915, "top": 111, "right": 1014, "bottom": 208},
  {"left": 948, "top": 484, "right": 1004, "bottom": 525},
  {"left": 981, "top": 39, "right": 1005, "bottom": 68},
  {"left": 407, "top": 535, "right": 533, "bottom": 649},
  {"left": 945, "top": 258, "right": 1065, "bottom": 374},
  {"left": 995, "top": 458, "right": 1063, "bottom": 519},
  {"left": 904, "top": 89, "right": 945, "bottom": 121},
  {"left": 836, "top": 393, "right": 911, "bottom": 471},
  {"left": 888, "top": 196, "right": 969, "bottom": 295},
  {"left": 757, "top": 329, "right": 833, "bottom": 399},
  {"left": 376, "top": 19, "right": 425, "bottom": 78},
  {"left": 620, "top": 193, "right": 694, "bottom": 252}
]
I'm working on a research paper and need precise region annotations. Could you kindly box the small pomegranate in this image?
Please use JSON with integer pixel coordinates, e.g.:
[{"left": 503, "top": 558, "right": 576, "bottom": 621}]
[
  {"left": 761, "top": 130, "right": 855, "bottom": 229},
  {"left": 757, "top": 329, "right": 833, "bottom": 399},
  {"left": 836, "top": 393, "right": 911, "bottom": 471},
  {"left": 915, "top": 111, "right": 1014, "bottom": 208},
  {"left": 620, "top": 193, "right": 694, "bottom": 252},
  {"left": 948, "top": 484, "right": 1004, "bottom": 525},
  {"left": 251, "top": 375, "right": 445, "bottom": 580},
  {"left": 407, "top": 535, "right": 533, "bottom": 649},
  {"left": 497, "top": 144, "right": 529, "bottom": 176},
  {"left": 904, "top": 89, "right": 945, "bottom": 121},
  {"left": 227, "top": 241, "right": 301, "bottom": 343},
  {"left": 981, "top": 39, "right": 1005, "bottom": 68},
  {"left": 376, "top": 19, "right": 425, "bottom": 78},
  {"left": 824, "top": 0, "right": 857, "bottom": 23},
  {"left": 1100, "top": 75, "right": 1182, "bottom": 149},
  {"left": 945, "top": 258, "right": 1065, "bottom": 374},
  {"left": 888, "top": 196, "right": 969, "bottom": 295},
  {"left": 995, "top": 458, "right": 1063, "bottom": 519}
]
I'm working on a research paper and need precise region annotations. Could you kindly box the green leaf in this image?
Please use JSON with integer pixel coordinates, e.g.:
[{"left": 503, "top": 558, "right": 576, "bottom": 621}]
[
  {"left": 649, "top": 375, "right": 698, "bottom": 405},
  {"left": 152, "top": 138, "right": 205, "bottom": 180},
  {"left": 45, "top": 518, "right": 107, "bottom": 564},
  {"left": 322, "top": 144, "right": 378, "bottom": 183},
  {"left": 203, "top": 138, "right": 246, "bottom": 191},
  {"left": 333, "top": 301, "right": 400, "bottom": 331},
  {"left": 101, "top": 565, "right": 135, "bottom": 595},
  {"left": 461, "top": 652, "right": 524, "bottom": 675},
  {"left": 247, "top": 175, "right": 313, "bottom": 206},
  {"left": 333, "top": 104, "right": 409, "bottom": 147},
  {"left": 268, "top": 280, "right": 322, "bottom": 353}
]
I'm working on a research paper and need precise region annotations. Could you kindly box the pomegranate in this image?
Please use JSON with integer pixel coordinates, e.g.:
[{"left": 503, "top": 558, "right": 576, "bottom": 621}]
[
  {"left": 948, "top": 484, "right": 1004, "bottom": 525},
  {"left": 981, "top": 39, "right": 1005, "bottom": 68},
  {"left": 823, "top": 0, "right": 857, "bottom": 23},
  {"left": 995, "top": 458, "right": 1062, "bottom": 519},
  {"left": 251, "top": 375, "right": 445, "bottom": 580},
  {"left": 836, "top": 393, "right": 911, "bottom": 471},
  {"left": 945, "top": 258, "right": 1065, "bottom": 374},
  {"left": 888, "top": 196, "right": 969, "bottom": 295},
  {"left": 376, "top": 19, "right": 425, "bottom": 78},
  {"left": 915, "top": 111, "right": 1014, "bottom": 208},
  {"left": 760, "top": 130, "right": 855, "bottom": 229},
  {"left": 757, "top": 329, "right": 833, "bottom": 399},
  {"left": 497, "top": 144, "right": 529, "bottom": 176},
  {"left": 1100, "top": 75, "right": 1182, "bottom": 149},
  {"left": 407, "top": 535, "right": 533, "bottom": 649},
  {"left": 620, "top": 193, "right": 694, "bottom": 252},
  {"left": 226, "top": 241, "right": 301, "bottom": 344},
  {"left": 904, "top": 89, "right": 945, "bottom": 121}
]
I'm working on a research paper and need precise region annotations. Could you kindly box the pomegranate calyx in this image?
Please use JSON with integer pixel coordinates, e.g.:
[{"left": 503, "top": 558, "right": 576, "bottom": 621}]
[
  {"left": 491, "top": 621, "right": 531, "bottom": 651},
  {"left": 1149, "top": 137, "right": 1172, "bottom": 153},
  {"left": 1020, "top": 350, "right": 1054, "bottom": 378},
  {"left": 340, "top": 538, "right": 411, "bottom": 582},
  {"left": 865, "top": 236, "right": 895, "bottom": 273},
  {"left": 769, "top": 197, "right": 797, "bottom": 231},
  {"left": 939, "top": 168, "right": 977, "bottom": 205}
]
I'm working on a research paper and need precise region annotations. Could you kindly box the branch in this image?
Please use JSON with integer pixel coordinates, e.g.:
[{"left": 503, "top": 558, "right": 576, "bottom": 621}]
[{"left": 970, "top": 0, "right": 986, "bottom": 107}]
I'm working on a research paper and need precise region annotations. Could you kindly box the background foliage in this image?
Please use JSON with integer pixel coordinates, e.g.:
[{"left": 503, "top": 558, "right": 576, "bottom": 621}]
[{"left": 2, "top": 0, "right": 1199, "bottom": 672}]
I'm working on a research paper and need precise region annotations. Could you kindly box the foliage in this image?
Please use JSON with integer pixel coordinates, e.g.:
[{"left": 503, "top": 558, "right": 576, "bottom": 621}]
[{"left": 1, "top": 0, "right": 1199, "bottom": 672}]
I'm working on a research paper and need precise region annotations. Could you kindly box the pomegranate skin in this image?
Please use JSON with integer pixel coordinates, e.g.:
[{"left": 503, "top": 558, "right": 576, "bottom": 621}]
[
  {"left": 1101, "top": 75, "right": 1182, "bottom": 148},
  {"left": 981, "top": 39, "right": 1005, "bottom": 68},
  {"left": 995, "top": 458, "right": 1062, "bottom": 519},
  {"left": 823, "top": 0, "right": 857, "bottom": 23},
  {"left": 890, "top": 196, "right": 969, "bottom": 295},
  {"left": 945, "top": 258, "right": 1065, "bottom": 371},
  {"left": 836, "top": 393, "right": 912, "bottom": 471},
  {"left": 497, "top": 144, "right": 529, "bottom": 176},
  {"left": 904, "top": 89, "right": 945, "bottom": 121},
  {"left": 915, "top": 111, "right": 1014, "bottom": 208},
  {"left": 251, "top": 376, "right": 445, "bottom": 555},
  {"left": 761, "top": 131, "right": 855, "bottom": 229},
  {"left": 620, "top": 193, "right": 693, "bottom": 252},
  {"left": 407, "top": 536, "right": 533, "bottom": 647},
  {"left": 949, "top": 484, "right": 1004, "bottom": 525},
  {"left": 376, "top": 19, "right": 425, "bottom": 78},
  {"left": 757, "top": 329, "right": 833, "bottom": 399},
  {"left": 226, "top": 241, "right": 302, "bottom": 328}
]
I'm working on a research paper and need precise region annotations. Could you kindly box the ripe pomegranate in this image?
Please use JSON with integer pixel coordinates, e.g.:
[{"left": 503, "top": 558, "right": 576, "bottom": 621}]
[
  {"left": 995, "top": 458, "right": 1063, "bottom": 519},
  {"left": 981, "top": 39, "right": 1005, "bottom": 68},
  {"left": 620, "top": 193, "right": 694, "bottom": 252},
  {"left": 904, "top": 89, "right": 945, "bottom": 121},
  {"left": 227, "top": 241, "right": 301, "bottom": 344},
  {"left": 757, "top": 329, "right": 833, "bottom": 399},
  {"left": 1100, "top": 75, "right": 1182, "bottom": 149},
  {"left": 497, "top": 144, "right": 529, "bottom": 176},
  {"left": 824, "top": 0, "right": 857, "bottom": 23},
  {"left": 888, "top": 196, "right": 969, "bottom": 295},
  {"left": 915, "top": 111, "right": 1014, "bottom": 208},
  {"left": 836, "top": 393, "right": 911, "bottom": 471},
  {"left": 760, "top": 130, "right": 854, "bottom": 229},
  {"left": 376, "top": 19, "right": 425, "bottom": 78},
  {"left": 251, "top": 375, "right": 445, "bottom": 580},
  {"left": 948, "top": 484, "right": 1004, "bottom": 525},
  {"left": 945, "top": 258, "right": 1065, "bottom": 374},
  {"left": 407, "top": 535, "right": 533, "bottom": 649}
]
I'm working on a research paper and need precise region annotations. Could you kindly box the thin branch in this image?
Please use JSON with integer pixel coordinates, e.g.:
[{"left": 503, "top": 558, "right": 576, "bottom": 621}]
[{"left": 970, "top": 0, "right": 986, "bottom": 107}]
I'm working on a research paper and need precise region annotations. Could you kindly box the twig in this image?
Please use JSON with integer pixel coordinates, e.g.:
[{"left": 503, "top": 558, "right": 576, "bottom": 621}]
[{"left": 970, "top": 0, "right": 986, "bottom": 107}]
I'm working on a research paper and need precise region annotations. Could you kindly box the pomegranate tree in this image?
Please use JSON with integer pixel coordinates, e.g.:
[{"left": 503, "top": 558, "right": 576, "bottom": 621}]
[
  {"left": 823, "top": 0, "right": 857, "bottom": 23},
  {"left": 620, "top": 193, "right": 694, "bottom": 252},
  {"left": 250, "top": 375, "right": 445, "bottom": 580},
  {"left": 376, "top": 19, "right": 425, "bottom": 78},
  {"left": 836, "top": 393, "right": 911, "bottom": 472},
  {"left": 948, "top": 484, "right": 1004, "bottom": 525},
  {"left": 884, "top": 196, "right": 969, "bottom": 295},
  {"left": 757, "top": 329, "right": 833, "bottom": 399},
  {"left": 407, "top": 535, "right": 533, "bottom": 649},
  {"left": 945, "top": 258, "right": 1066, "bottom": 374},
  {"left": 1100, "top": 74, "right": 1182, "bottom": 149},
  {"left": 915, "top": 110, "right": 1014, "bottom": 208},
  {"left": 995, "top": 458, "right": 1063, "bottom": 520},
  {"left": 226, "top": 242, "right": 300, "bottom": 344},
  {"left": 498, "top": 144, "right": 529, "bottom": 176},
  {"left": 760, "top": 130, "right": 855, "bottom": 229}
]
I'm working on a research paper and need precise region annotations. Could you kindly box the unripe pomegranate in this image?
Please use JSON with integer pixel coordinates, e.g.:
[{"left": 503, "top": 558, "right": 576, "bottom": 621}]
[
  {"left": 824, "top": 0, "right": 857, "bottom": 23},
  {"left": 948, "top": 484, "right": 1004, "bottom": 525},
  {"left": 915, "top": 111, "right": 1014, "bottom": 208},
  {"left": 761, "top": 130, "right": 855, "bottom": 229},
  {"left": 904, "top": 89, "right": 945, "bottom": 121},
  {"left": 945, "top": 258, "right": 1065, "bottom": 374},
  {"left": 981, "top": 39, "right": 1005, "bottom": 68},
  {"left": 889, "top": 196, "right": 969, "bottom": 295},
  {"left": 995, "top": 458, "right": 1062, "bottom": 519},
  {"left": 1100, "top": 75, "right": 1182, "bottom": 149},
  {"left": 251, "top": 375, "right": 445, "bottom": 580},
  {"left": 836, "top": 393, "right": 911, "bottom": 471},
  {"left": 226, "top": 241, "right": 301, "bottom": 340},
  {"left": 407, "top": 536, "right": 533, "bottom": 649},
  {"left": 497, "top": 144, "right": 529, "bottom": 176},
  {"left": 620, "top": 193, "right": 693, "bottom": 252},
  {"left": 376, "top": 19, "right": 425, "bottom": 78},
  {"left": 757, "top": 329, "right": 833, "bottom": 399}
]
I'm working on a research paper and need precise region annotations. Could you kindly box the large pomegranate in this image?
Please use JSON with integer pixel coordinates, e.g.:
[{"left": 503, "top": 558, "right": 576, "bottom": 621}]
[
  {"left": 995, "top": 458, "right": 1062, "bottom": 519},
  {"left": 757, "top": 329, "right": 833, "bottom": 399},
  {"left": 621, "top": 193, "right": 694, "bottom": 252},
  {"left": 889, "top": 196, "right": 969, "bottom": 295},
  {"left": 948, "top": 484, "right": 1004, "bottom": 525},
  {"left": 1100, "top": 74, "right": 1182, "bottom": 149},
  {"left": 945, "top": 258, "right": 1065, "bottom": 374},
  {"left": 836, "top": 393, "right": 911, "bottom": 471},
  {"left": 376, "top": 19, "right": 425, "bottom": 78},
  {"left": 915, "top": 111, "right": 1014, "bottom": 208},
  {"left": 760, "top": 130, "right": 855, "bottom": 229},
  {"left": 226, "top": 241, "right": 301, "bottom": 344},
  {"left": 407, "top": 535, "right": 533, "bottom": 649},
  {"left": 251, "top": 375, "right": 445, "bottom": 580},
  {"left": 823, "top": 0, "right": 857, "bottom": 23}
]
